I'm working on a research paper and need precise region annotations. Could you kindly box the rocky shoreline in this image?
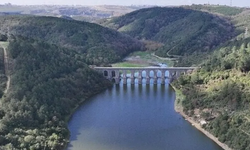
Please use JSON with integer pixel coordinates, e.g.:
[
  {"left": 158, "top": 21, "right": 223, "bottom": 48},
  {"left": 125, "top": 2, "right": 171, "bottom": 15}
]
[{"left": 173, "top": 86, "right": 232, "bottom": 150}]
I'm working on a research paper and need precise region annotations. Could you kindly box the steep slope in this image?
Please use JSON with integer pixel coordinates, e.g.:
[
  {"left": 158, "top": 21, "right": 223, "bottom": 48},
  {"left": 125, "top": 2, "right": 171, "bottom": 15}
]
[
  {"left": 0, "top": 15, "right": 144, "bottom": 65},
  {"left": 102, "top": 7, "right": 235, "bottom": 58},
  {"left": 0, "top": 15, "right": 143, "bottom": 149}
]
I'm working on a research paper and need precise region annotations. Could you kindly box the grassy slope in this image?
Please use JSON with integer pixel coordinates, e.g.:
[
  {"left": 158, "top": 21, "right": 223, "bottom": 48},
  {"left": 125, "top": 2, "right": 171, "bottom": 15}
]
[{"left": 112, "top": 51, "right": 175, "bottom": 67}]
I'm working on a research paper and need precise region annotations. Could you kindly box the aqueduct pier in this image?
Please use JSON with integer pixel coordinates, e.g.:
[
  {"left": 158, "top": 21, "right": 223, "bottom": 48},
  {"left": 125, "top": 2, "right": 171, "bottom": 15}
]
[{"left": 94, "top": 67, "right": 197, "bottom": 84}]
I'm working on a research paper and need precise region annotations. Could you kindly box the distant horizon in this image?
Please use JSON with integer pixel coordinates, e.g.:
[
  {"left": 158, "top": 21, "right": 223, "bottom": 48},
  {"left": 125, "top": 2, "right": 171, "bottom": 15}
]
[
  {"left": 0, "top": 0, "right": 249, "bottom": 8},
  {"left": 0, "top": 3, "right": 249, "bottom": 9},
  {"left": 0, "top": 3, "right": 160, "bottom": 6}
]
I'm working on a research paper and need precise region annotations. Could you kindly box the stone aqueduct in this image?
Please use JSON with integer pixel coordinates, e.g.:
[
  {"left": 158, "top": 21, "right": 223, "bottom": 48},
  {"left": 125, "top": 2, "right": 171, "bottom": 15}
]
[{"left": 94, "top": 67, "right": 197, "bottom": 84}]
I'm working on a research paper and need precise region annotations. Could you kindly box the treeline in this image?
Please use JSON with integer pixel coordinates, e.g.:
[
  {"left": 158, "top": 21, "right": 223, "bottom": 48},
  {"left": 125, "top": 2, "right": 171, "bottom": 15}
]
[
  {"left": 186, "top": 5, "right": 244, "bottom": 16},
  {"left": 102, "top": 7, "right": 235, "bottom": 57},
  {"left": 0, "top": 36, "right": 113, "bottom": 149},
  {"left": 173, "top": 38, "right": 250, "bottom": 150}
]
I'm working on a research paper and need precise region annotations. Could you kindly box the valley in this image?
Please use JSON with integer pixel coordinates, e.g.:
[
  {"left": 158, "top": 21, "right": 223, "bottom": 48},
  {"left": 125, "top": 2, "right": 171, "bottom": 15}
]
[{"left": 0, "top": 4, "right": 250, "bottom": 150}]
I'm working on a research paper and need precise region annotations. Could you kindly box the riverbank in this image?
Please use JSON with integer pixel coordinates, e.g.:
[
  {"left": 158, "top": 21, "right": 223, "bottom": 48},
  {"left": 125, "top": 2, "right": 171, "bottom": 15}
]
[
  {"left": 172, "top": 85, "right": 232, "bottom": 150},
  {"left": 64, "top": 81, "right": 113, "bottom": 150}
]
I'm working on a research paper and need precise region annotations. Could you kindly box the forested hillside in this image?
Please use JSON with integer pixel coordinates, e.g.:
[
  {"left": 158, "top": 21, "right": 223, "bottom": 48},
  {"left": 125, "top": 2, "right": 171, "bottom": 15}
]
[
  {"left": 0, "top": 5, "right": 249, "bottom": 150},
  {"left": 101, "top": 7, "right": 235, "bottom": 59},
  {"left": 0, "top": 37, "right": 113, "bottom": 149},
  {"left": 173, "top": 37, "right": 250, "bottom": 150},
  {"left": 0, "top": 15, "right": 143, "bottom": 149},
  {"left": 172, "top": 5, "right": 250, "bottom": 150},
  {"left": 0, "top": 15, "right": 144, "bottom": 65}
]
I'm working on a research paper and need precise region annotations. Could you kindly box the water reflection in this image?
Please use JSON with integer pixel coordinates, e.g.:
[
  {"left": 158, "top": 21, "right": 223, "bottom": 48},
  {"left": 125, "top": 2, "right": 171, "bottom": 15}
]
[{"left": 67, "top": 82, "right": 222, "bottom": 150}]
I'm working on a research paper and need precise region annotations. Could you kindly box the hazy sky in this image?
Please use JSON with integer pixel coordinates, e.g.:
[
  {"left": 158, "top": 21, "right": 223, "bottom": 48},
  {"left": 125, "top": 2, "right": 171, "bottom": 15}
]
[{"left": 0, "top": 0, "right": 249, "bottom": 7}]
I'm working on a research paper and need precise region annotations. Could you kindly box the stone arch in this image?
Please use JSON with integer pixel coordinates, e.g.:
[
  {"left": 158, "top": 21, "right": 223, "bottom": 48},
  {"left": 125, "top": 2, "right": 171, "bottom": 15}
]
[
  {"left": 164, "top": 70, "right": 169, "bottom": 79},
  {"left": 134, "top": 78, "right": 138, "bottom": 84},
  {"left": 104, "top": 70, "right": 108, "bottom": 77},
  {"left": 111, "top": 71, "right": 116, "bottom": 77},
  {"left": 150, "top": 78, "right": 154, "bottom": 84},
  {"left": 156, "top": 70, "right": 161, "bottom": 78},
  {"left": 149, "top": 70, "right": 154, "bottom": 78}
]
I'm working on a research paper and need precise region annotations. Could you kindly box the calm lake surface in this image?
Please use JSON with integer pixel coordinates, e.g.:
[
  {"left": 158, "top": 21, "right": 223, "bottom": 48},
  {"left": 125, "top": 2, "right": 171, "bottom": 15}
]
[{"left": 67, "top": 79, "right": 223, "bottom": 150}]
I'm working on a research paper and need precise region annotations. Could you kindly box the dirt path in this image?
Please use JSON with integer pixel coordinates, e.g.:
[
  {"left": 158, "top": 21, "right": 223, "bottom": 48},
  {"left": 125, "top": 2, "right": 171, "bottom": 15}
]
[
  {"left": 3, "top": 47, "right": 10, "bottom": 93},
  {"left": 151, "top": 53, "right": 178, "bottom": 60}
]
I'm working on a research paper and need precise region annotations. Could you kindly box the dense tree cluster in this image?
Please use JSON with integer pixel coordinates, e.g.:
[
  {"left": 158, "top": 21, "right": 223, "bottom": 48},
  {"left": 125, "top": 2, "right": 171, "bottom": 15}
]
[
  {"left": 0, "top": 15, "right": 144, "bottom": 66},
  {"left": 102, "top": 7, "right": 235, "bottom": 57},
  {"left": 0, "top": 15, "right": 143, "bottom": 149},
  {"left": 0, "top": 34, "right": 8, "bottom": 41},
  {"left": 0, "top": 37, "right": 113, "bottom": 149},
  {"left": 0, "top": 5, "right": 248, "bottom": 150},
  {"left": 173, "top": 38, "right": 250, "bottom": 150}
]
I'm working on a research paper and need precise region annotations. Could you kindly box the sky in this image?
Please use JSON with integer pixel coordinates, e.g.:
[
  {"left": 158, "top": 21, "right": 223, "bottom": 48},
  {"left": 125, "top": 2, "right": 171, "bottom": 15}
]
[{"left": 0, "top": 0, "right": 249, "bottom": 7}]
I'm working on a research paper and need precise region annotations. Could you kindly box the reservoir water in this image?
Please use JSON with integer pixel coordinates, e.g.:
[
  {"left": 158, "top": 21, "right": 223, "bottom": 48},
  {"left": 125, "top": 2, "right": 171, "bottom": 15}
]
[{"left": 67, "top": 77, "right": 223, "bottom": 150}]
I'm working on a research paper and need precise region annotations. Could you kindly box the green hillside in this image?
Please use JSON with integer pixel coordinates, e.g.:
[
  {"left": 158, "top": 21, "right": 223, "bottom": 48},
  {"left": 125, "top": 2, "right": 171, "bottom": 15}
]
[
  {"left": 0, "top": 15, "right": 144, "bottom": 149},
  {"left": 173, "top": 37, "right": 250, "bottom": 150},
  {"left": 172, "top": 6, "right": 250, "bottom": 150},
  {"left": 0, "top": 15, "right": 144, "bottom": 65},
  {"left": 0, "top": 5, "right": 249, "bottom": 150},
  {"left": 102, "top": 7, "right": 235, "bottom": 58}
]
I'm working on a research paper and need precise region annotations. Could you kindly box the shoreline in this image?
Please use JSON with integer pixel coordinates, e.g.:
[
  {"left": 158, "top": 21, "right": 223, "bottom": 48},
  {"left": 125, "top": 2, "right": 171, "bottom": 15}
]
[
  {"left": 63, "top": 83, "right": 113, "bottom": 150},
  {"left": 171, "top": 85, "right": 232, "bottom": 150},
  {"left": 64, "top": 82, "right": 231, "bottom": 150}
]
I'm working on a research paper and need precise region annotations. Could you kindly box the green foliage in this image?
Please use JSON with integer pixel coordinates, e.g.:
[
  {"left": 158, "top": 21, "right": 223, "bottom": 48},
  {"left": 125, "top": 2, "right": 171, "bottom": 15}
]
[
  {"left": 174, "top": 37, "right": 250, "bottom": 150},
  {"left": 0, "top": 15, "right": 144, "bottom": 66},
  {"left": 0, "top": 35, "right": 113, "bottom": 149},
  {"left": 204, "top": 38, "right": 250, "bottom": 72},
  {"left": 0, "top": 14, "right": 145, "bottom": 150},
  {"left": 0, "top": 34, "right": 8, "bottom": 41},
  {"left": 102, "top": 7, "right": 235, "bottom": 57}
]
